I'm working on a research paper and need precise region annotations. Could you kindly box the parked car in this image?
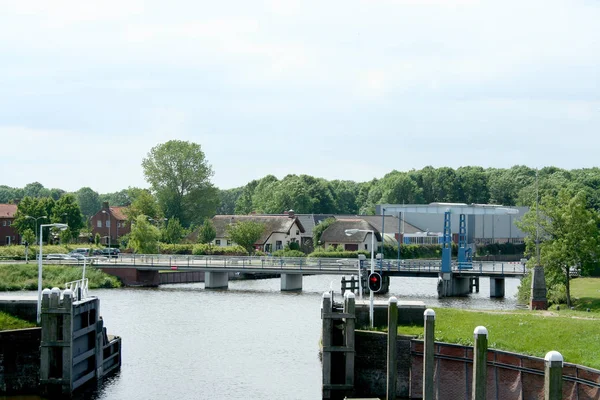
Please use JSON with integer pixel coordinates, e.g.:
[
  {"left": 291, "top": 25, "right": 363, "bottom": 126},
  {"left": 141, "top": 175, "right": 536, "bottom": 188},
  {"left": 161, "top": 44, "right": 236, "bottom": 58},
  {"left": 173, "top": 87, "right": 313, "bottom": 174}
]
[
  {"left": 68, "top": 252, "right": 88, "bottom": 260},
  {"left": 101, "top": 248, "right": 120, "bottom": 258},
  {"left": 47, "top": 254, "right": 76, "bottom": 261},
  {"left": 72, "top": 248, "right": 91, "bottom": 255}
]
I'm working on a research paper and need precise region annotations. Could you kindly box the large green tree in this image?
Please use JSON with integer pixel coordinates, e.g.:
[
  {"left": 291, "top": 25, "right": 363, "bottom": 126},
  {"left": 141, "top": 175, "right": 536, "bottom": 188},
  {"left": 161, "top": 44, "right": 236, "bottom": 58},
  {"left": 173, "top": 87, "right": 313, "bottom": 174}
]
[
  {"left": 52, "top": 194, "right": 84, "bottom": 242},
  {"left": 161, "top": 218, "right": 185, "bottom": 244},
  {"left": 517, "top": 189, "right": 600, "bottom": 307},
  {"left": 197, "top": 219, "right": 216, "bottom": 244},
  {"left": 128, "top": 215, "right": 161, "bottom": 254},
  {"left": 76, "top": 187, "right": 101, "bottom": 219},
  {"left": 13, "top": 196, "right": 55, "bottom": 242},
  {"left": 125, "top": 188, "right": 161, "bottom": 223},
  {"left": 226, "top": 221, "right": 265, "bottom": 254},
  {"left": 142, "top": 140, "right": 218, "bottom": 227}
]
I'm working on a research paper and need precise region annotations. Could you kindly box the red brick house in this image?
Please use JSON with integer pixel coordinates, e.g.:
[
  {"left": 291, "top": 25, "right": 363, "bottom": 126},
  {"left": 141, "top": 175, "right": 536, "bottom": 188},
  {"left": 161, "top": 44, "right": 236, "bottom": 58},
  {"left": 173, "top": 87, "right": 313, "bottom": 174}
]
[
  {"left": 0, "top": 204, "right": 20, "bottom": 245},
  {"left": 90, "top": 202, "right": 130, "bottom": 245}
]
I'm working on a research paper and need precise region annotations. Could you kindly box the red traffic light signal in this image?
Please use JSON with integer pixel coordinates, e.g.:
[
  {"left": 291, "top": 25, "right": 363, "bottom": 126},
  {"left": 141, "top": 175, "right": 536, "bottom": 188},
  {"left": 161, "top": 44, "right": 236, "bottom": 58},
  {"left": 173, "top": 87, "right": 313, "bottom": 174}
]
[{"left": 368, "top": 272, "right": 382, "bottom": 292}]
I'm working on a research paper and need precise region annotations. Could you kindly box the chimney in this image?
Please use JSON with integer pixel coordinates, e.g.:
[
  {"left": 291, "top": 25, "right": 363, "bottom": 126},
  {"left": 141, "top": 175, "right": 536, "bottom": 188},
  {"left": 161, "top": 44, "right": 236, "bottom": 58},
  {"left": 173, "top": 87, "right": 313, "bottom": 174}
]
[
  {"left": 102, "top": 201, "right": 109, "bottom": 209},
  {"left": 288, "top": 209, "right": 295, "bottom": 218}
]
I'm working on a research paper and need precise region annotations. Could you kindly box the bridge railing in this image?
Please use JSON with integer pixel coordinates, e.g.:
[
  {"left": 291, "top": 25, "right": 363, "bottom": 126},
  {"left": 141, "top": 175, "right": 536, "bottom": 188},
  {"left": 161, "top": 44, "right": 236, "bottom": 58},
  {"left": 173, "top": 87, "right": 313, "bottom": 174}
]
[{"left": 97, "top": 254, "right": 526, "bottom": 276}]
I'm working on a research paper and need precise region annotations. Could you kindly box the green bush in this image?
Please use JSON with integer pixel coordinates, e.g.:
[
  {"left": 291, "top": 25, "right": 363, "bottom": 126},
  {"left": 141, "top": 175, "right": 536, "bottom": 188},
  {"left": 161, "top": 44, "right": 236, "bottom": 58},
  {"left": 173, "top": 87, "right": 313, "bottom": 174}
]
[
  {"left": 192, "top": 244, "right": 248, "bottom": 256},
  {"left": 308, "top": 250, "right": 370, "bottom": 258},
  {"left": 159, "top": 243, "right": 194, "bottom": 254},
  {"left": 272, "top": 249, "right": 306, "bottom": 257}
]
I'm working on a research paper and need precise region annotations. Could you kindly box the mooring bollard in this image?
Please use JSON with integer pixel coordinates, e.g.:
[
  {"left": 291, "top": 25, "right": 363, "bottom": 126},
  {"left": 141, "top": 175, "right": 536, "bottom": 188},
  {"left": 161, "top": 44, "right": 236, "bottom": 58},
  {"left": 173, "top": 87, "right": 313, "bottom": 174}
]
[
  {"left": 544, "top": 351, "right": 563, "bottom": 400},
  {"left": 387, "top": 297, "right": 398, "bottom": 400},
  {"left": 472, "top": 326, "right": 488, "bottom": 400},
  {"left": 423, "top": 308, "right": 435, "bottom": 400}
]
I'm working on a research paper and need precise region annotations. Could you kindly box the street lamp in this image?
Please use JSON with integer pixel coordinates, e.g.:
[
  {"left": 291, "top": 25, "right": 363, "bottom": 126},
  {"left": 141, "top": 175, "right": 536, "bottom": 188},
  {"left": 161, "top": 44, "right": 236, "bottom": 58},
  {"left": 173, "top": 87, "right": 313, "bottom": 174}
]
[
  {"left": 37, "top": 223, "right": 68, "bottom": 323},
  {"left": 345, "top": 228, "right": 376, "bottom": 327},
  {"left": 25, "top": 215, "right": 47, "bottom": 243}
]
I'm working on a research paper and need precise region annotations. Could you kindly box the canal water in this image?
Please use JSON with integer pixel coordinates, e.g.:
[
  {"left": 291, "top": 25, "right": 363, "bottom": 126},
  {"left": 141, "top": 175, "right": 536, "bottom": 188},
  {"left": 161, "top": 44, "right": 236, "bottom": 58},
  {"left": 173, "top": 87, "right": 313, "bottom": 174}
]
[{"left": 4, "top": 274, "right": 521, "bottom": 400}]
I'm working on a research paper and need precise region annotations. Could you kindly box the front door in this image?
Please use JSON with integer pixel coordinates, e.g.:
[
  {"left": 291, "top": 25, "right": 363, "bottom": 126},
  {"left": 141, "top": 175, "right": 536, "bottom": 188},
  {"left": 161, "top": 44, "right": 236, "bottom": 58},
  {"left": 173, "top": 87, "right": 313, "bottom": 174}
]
[{"left": 5, "top": 236, "right": 10, "bottom": 245}]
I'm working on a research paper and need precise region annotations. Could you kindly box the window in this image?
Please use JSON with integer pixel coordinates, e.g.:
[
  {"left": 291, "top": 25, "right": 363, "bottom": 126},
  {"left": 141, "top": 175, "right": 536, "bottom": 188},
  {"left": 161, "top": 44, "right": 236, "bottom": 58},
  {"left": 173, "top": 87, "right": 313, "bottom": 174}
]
[
  {"left": 227, "top": 240, "right": 232, "bottom": 246},
  {"left": 106, "top": 220, "right": 111, "bottom": 228},
  {"left": 97, "top": 220, "right": 102, "bottom": 228},
  {"left": 215, "top": 239, "right": 221, "bottom": 246},
  {"left": 364, "top": 244, "right": 368, "bottom": 250},
  {"left": 265, "top": 244, "right": 272, "bottom": 253},
  {"left": 117, "top": 222, "right": 121, "bottom": 228},
  {"left": 7, "top": 221, "right": 11, "bottom": 226},
  {"left": 2, "top": 221, "right": 5, "bottom": 226},
  {"left": 296, "top": 230, "right": 299, "bottom": 235},
  {"left": 275, "top": 240, "right": 283, "bottom": 251}
]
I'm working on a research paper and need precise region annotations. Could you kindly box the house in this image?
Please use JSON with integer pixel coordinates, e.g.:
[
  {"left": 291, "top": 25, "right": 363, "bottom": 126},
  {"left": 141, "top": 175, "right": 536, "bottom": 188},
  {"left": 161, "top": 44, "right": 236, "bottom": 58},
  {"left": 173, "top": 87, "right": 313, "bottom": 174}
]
[
  {"left": 210, "top": 211, "right": 305, "bottom": 252},
  {"left": 320, "top": 219, "right": 382, "bottom": 252},
  {"left": 90, "top": 202, "right": 130, "bottom": 245},
  {"left": 0, "top": 204, "right": 19, "bottom": 245},
  {"left": 318, "top": 216, "right": 433, "bottom": 251}
]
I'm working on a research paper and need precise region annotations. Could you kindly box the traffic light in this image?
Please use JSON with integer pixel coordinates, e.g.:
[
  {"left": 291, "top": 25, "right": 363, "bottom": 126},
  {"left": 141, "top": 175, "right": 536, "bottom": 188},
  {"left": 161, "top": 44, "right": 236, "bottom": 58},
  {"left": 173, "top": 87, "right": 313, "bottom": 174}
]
[{"left": 368, "top": 272, "right": 382, "bottom": 292}]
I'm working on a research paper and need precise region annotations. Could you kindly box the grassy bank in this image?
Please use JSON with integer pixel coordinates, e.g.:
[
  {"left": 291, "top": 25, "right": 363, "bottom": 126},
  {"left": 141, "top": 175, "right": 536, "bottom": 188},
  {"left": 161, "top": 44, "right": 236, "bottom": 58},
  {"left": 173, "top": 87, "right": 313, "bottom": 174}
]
[
  {"left": 397, "top": 278, "right": 600, "bottom": 369},
  {"left": 0, "top": 311, "right": 35, "bottom": 331},
  {"left": 0, "top": 264, "right": 122, "bottom": 291},
  {"left": 398, "top": 307, "right": 600, "bottom": 369}
]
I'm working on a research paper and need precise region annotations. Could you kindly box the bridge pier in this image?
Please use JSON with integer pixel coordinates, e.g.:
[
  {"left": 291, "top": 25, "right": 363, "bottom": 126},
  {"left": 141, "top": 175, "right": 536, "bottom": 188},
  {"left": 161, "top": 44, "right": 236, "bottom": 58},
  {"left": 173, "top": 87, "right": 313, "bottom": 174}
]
[
  {"left": 438, "top": 273, "right": 471, "bottom": 297},
  {"left": 205, "top": 271, "right": 229, "bottom": 289},
  {"left": 281, "top": 273, "right": 302, "bottom": 291},
  {"left": 490, "top": 277, "right": 505, "bottom": 298}
]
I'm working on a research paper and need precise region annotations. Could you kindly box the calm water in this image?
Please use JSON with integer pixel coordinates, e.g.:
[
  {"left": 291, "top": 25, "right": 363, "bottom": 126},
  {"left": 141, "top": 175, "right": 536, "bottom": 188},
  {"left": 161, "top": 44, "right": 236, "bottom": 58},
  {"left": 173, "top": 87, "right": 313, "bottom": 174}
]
[{"left": 3, "top": 274, "right": 521, "bottom": 400}]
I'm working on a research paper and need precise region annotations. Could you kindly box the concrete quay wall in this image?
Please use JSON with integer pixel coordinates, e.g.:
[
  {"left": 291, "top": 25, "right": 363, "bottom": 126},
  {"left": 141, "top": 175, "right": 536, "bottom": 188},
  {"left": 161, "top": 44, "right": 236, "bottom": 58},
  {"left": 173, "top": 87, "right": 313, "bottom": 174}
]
[
  {"left": 350, "top": 331, "right": 600, "bottom": 399},
  {"left": 0, "top": 328, "right": 41, "bottom": 395}
]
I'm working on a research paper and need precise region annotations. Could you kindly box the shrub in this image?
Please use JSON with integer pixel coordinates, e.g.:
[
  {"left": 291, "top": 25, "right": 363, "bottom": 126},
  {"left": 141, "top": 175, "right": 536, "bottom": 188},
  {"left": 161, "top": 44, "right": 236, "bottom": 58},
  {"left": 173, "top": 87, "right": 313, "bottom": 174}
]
[
  {"left": 158, "top": 243, "right": 194, "bottom": 254},
  {"left": 192, "top": 244, "right": 248, "bottom": 256},
  {"left": 272, "top": 249, "right": 306, "bottom": 257}
]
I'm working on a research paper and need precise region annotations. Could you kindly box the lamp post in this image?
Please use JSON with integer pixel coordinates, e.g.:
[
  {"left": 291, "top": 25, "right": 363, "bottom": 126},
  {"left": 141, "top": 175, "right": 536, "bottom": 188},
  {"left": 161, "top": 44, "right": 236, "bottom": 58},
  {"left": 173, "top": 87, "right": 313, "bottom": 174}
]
[
  {"left": 37, "top": 223, "right": 68, "bottom": 323},
  {"left": 25, "top": 215, "right": 47, "bottom": 243},
  {"left": 345, "top": 228, "right": 375, "bottom": 327}
]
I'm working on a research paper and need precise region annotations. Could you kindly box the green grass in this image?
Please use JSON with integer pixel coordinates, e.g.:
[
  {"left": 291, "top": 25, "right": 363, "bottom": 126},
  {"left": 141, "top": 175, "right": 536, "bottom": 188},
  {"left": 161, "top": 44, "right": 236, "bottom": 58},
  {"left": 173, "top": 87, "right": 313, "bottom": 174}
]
[
  {"left": 569, "top": 277, "right": 600, "bottom": 312},
  {"left": 0, "top": 311, "right": 35, "bottom": 331},
  {"left": 0, "top": 264, "right": 122, "bottom": 291},
  {"left": 398, "top": 306, "right": 600, "bottom": 370}
]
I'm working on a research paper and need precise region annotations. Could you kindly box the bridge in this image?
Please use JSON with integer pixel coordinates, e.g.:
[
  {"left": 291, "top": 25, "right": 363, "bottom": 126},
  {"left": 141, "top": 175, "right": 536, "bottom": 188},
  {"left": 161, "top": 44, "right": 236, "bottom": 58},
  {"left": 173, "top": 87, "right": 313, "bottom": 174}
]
[{"left": 91, "top": 254, "right": 526, "bottom": 298}]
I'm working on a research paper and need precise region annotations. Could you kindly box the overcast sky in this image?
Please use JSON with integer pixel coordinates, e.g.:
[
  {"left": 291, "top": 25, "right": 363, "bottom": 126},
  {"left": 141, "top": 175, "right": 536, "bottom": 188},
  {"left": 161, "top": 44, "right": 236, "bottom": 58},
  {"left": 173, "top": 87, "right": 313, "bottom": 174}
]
[{"left": 1, "top": 0, "right": 598, "bottom": 194}]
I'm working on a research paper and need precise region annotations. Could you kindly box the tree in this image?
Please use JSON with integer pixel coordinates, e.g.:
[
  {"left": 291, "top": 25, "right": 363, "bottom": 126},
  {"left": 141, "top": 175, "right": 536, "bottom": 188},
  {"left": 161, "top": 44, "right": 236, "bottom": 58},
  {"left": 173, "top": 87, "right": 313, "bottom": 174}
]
[
  {"left": 76, "top": 187, "right": 101, "bottom": 219},
  {"left": 517, "top": 189, "right": 600, "bottom": 307},
  {"left": 313, "top": 217, "right": 336, "bottom": 247},
  {"left": 226, "top": 221, "right": 265, "bottom": 254},
  {"left": 198, "top": 219, "right": 216, "bottom": 244},
  {"left": 52, "top": 194, "right": 84, "bottom": 241},
  {"left": 161, "top": 218, "right": 185, "bottom": 244},
  {"left": 142, "top": 140, "right": 219, "bottom": 227},
  {"left": 128, "top": 215, "right": 161, "bottom": 254},
  {"left": 125, "top": 189, "right": 161, "bottom": 223},
  {"left": 22, "top": 229, "right": 35, "bottom": 246},
  {"left": 12, "top": 196, "right": 55, "bottom": 242},
  {"left": 217, "top": 187, "right": 243, "bottom": 214}
]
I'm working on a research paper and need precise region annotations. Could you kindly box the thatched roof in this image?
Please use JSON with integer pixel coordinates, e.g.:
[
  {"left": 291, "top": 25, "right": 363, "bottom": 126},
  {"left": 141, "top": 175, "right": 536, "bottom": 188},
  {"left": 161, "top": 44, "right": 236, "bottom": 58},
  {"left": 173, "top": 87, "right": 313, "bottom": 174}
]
[
  {"left": 319, "top": 219, "right": 383, "bottom": 244},
  {"left": 212, "top": 215, "right": 305, "bottom": 245}
]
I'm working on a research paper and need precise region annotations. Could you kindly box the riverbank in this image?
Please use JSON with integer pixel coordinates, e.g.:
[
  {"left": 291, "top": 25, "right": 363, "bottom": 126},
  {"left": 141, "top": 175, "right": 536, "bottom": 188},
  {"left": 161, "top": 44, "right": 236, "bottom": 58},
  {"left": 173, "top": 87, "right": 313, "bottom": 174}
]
[
  {"left": 0, "top": 264, "right": 122, "bottom": 291},
  {"left": 0, "top": 311, "right": 35, "bottom": 330},
  {"left": 396, "top": 277, "right": 600, "bottom": 369}
]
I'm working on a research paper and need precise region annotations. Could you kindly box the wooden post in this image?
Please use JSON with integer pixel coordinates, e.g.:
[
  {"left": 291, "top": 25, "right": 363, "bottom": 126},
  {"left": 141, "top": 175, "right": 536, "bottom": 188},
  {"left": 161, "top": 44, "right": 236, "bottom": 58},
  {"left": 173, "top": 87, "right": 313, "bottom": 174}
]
[
  {"left": 544, "top": 351, "right": 563, "bottom": 400},
  {"left": 322, "top": 292, "right": 332, "bottom": 399},
  {"left": 423, "top": 309, "right": 435, "bottom": 400},
  {"left": 344, "top": 291, "right": 356, "bottom": 387},
  {"left": 472, "top": 326, "right": 488, "bottom": 400},
  {"left": 387, "top": 297, "right": 398, "bottom": 400}
]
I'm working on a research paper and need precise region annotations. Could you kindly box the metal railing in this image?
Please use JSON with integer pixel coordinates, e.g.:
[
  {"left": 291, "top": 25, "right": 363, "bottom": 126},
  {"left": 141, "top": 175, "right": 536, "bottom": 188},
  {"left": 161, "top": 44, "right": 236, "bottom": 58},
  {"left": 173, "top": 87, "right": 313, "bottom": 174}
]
[{"left": 65, "top": 278, "right": 89, "bottom": 301}]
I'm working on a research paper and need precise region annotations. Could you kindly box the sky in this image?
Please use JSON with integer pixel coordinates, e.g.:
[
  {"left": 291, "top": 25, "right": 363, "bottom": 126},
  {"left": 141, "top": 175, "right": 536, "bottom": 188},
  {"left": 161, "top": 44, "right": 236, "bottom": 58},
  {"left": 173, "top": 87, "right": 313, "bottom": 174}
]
[{"left": 1, "top": 0, "right": 599, "bottom": 194}]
